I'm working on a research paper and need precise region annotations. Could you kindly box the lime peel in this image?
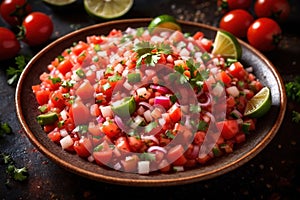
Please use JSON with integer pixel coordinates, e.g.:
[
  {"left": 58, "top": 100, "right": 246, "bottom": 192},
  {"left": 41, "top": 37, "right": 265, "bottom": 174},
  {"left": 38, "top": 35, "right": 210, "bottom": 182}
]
[
  {"left": 212, "top": 30, "right": 242, "bottom": 60},
  {"left": 148, "top": 14, "right": 182, "bottom": 32},
  {"left": 84, "top": 0, "right": 134, "bottom": 19},
  {"left": 244, "top": 86, "right": 272, "bottom": 118},
  {"left": 43, "top": 0, "right": 76, "bottom": 6}
]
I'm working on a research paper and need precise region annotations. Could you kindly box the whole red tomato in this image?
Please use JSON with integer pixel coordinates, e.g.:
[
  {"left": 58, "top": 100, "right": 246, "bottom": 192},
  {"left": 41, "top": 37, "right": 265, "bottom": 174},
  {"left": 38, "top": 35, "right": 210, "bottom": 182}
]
[
  {"left": 0, "top": 27, "right": 20, "bottom": 61},
  {"left": 254, "top": 0, "right": 291, "bottom": 22},
  {"left": 22, "top": 12, "right": 54, "bottom": 46},
  {"left": 219, "top": 9, "right": 254, "bottom": 38},
  {"left": 247, "top": 17, "right": 282, "bottom": 52},
  {"left": 217, "top": 0, "right": 252, "bottom": 13},
  {"left": 0, "top": 0, "right": 32, "bottom": 26}
]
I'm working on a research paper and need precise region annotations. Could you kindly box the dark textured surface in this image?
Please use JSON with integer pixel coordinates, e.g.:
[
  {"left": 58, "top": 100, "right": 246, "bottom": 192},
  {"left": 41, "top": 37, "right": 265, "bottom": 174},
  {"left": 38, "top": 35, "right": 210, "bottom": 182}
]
[{"left": 1, "top": 0, "right": 300, "bottom": 199}]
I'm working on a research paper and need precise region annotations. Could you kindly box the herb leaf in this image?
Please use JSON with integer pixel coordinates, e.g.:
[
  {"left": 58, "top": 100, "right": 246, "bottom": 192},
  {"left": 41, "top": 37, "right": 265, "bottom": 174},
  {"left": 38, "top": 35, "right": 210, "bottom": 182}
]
[
  {"left": 6, "top": 55, "right": 31, "bottom": 86},
  {"left": 285, "top": 76, "right": 300, "bottom": 103},
  {"left": 133, "top": 41, "right": 172, "bottom": 67}
]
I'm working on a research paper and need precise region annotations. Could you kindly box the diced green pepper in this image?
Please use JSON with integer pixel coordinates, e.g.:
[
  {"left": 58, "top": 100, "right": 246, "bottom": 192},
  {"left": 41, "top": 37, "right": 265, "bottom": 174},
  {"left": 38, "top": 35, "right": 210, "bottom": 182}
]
[
  {"left": 37, "top": 112, "right": 58, "bottom": 126},
  {"left": 111, "top": 96, "right": 136, "bottom": 117}
]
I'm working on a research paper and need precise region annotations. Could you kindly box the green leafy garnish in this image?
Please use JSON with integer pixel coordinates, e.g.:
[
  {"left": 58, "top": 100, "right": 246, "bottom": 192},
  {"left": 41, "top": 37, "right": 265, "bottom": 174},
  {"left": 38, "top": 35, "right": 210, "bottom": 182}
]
[
  {"left": 292, "top": 111, "right": 300, "bottom": 123},
  {"left": 133, "top": 41, "right": 172, "bottom": 67},
  {"left": 6, "top": 55, "right": 31, "bottom": 86},
  {"left": 285, "top": 77, "right": 300, "bottom": 103}
]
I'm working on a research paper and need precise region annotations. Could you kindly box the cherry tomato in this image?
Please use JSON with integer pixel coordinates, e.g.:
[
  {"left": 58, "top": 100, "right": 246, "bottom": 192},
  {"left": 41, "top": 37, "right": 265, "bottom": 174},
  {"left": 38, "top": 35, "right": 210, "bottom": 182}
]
[
  {"left": 217, "top": 0, "right": 252, "bottom": 13},
  {"left": 219, "top": 9, "right": 254, "bottom": 38},
  {"left": 0, "top": 0, "right": 32, "bottom": 26},
  {"left": 247, "top": 17, "right": 282, "bottom": 52},
  {"left": 22, "top": 11, "right": 53, "bottom": 46},
  {"left": 254, "top": 0, "right": 291, "bottom": 22},
  {"left": 0, "top": 27, "right": 20, "bottom": 61}
]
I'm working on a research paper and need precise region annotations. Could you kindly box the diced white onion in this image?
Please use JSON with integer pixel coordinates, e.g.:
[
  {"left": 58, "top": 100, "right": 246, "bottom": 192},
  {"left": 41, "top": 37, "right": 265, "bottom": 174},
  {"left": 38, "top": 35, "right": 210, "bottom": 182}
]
[
  {"left": 60, "top": 135, "right": 74, "bottom": 149},
  {"left": 138, "top": 160, "right": 150, "bottom": 174}
]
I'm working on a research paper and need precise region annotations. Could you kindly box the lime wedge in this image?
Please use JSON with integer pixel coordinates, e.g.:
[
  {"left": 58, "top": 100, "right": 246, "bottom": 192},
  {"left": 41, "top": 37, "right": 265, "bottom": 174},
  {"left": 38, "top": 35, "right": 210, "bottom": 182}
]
[
  {"left": 43, "top": 0, "right": 76, "bottom": 6},
  {"left": 211, "top": 30, "right": 242, "bottom": 60},
  {"left": 148, "top": 14, "right": 182, "bottom": 32},
  {"left": 244, "top": 87, "right": 272, "bottom": 118},
  {"left": 84, "top": 0, "right": 134, "bottom": 19}
]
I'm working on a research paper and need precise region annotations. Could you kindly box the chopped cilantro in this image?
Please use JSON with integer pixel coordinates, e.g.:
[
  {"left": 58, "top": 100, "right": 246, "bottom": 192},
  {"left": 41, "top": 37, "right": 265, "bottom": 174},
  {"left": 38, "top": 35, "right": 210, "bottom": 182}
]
[
  {"left": 133, "top": 41, "right": 172, "bottom": 67},
  {"left": 6, "top": 55, "right": 31, "bottom": 86}
]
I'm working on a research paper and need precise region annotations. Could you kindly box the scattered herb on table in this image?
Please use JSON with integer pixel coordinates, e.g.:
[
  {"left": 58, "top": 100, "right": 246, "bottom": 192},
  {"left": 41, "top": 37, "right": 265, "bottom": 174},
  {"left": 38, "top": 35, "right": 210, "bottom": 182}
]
[
  {"left": 0, "top": 122, "right": 12, "bottom": 137},
  {"left": 0, "top": 153, "right": 29, "bottom": 186},
  {"left": 0, "top": 121, "right": 28, "bottom": 186},
  {"left": 285, "top": 77, "right": 300, "bottom": 123},
  {"left": 285, "top": 76, "right": 300, "bottom": 103},
  {"left": 292, "top": 111, "right": 300, "bottom": 123},
  {"left": 6, "top": 55, "right": 31, "bottom": 86}
]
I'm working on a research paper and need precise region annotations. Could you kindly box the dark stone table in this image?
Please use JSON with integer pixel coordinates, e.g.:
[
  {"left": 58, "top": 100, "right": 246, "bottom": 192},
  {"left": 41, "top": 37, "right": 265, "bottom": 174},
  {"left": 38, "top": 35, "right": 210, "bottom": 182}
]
[{"left": 1, "top": 0, "right": 299, "bottom": 199}]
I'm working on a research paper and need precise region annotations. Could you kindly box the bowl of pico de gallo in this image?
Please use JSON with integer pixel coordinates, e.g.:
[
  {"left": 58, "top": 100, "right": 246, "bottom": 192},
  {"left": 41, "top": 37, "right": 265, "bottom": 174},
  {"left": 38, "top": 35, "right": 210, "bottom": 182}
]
[{"left": 15, "top": 18, "right": 286, "bottom": 186}]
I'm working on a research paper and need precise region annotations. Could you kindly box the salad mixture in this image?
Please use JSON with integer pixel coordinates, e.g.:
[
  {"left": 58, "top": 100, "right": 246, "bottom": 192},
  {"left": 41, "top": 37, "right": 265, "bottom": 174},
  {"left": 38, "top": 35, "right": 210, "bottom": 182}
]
[{"left": 32, "top": 27, "right": 265, "bottom": 174}]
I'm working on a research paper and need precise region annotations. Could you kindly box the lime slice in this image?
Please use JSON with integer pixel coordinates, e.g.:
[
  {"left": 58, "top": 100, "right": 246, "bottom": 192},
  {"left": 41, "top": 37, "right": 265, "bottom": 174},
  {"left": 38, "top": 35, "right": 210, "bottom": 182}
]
[
  {"left": 84, "top": 0, "right": 134, "bottom": 19},
  {"left": 211, "top": 30, "right": 242, "bottom": 60},
  {"left": 43, "top": 0, "right": 76, "bottom": 6},
  {"left": 148, "top": 14, "right": 182, "bottom": 32},
  {"left": 244, "top": 87, "right": 272, "bottom": 118}
]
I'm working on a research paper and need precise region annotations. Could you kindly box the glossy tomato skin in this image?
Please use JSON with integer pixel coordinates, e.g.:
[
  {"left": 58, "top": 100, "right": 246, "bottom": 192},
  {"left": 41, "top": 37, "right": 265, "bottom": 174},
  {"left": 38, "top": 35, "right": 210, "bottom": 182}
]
[
  {"left": 217, "top": 0, "right": 252, "bottom": 13},
  {"left": 247, "top": 17, "right": 282, "bottom": 52},
  {"left": 0, "top": 27, "right": 20, "bottom": 61},
  {"left": 219, "top": 9, "right": 254, "bottom": 38},
  {"left": 0, "top": 0, "right": 32, "bottom": 26},
  {"left": 22, "top": 12, "right": 53, "bottom": 46},
  {"left": 254, "top": 0, "right": 291, "bottom": 22}
]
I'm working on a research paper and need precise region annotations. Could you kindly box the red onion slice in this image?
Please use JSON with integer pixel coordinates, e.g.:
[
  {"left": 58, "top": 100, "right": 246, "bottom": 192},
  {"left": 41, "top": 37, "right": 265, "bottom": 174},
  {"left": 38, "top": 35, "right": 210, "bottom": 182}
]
[{"left": 147, "top": 145, "right": 167, "bottom": 154}]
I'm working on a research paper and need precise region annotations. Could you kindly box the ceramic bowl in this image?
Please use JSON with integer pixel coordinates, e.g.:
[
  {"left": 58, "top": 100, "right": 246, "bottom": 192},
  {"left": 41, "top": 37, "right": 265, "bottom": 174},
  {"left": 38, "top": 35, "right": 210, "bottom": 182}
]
[{"left": 15, "top": 18, "right": 286, "bottom": 186}]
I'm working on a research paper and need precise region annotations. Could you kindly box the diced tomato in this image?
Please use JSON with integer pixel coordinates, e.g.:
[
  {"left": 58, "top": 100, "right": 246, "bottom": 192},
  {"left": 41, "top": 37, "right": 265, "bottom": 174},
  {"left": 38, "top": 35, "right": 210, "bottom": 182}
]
[
  {"left": 172, "top": 154, "right": 188, "bottom": 166},
  {"left": 33, "top": 87, "right": 50, "bottom": 105},
  {"left": 199, "top": 38, "right": 213, "bottom": 52},
  {"left": 197, "top": 154, "right": 212, "bottom": 164},
  {"left": 50, "top": 90, "right": 65, "bottom": 110},
  {"left": 93, "top": 141, "right": 113, "bottom": 166},
  {"left": 87, "top": 35, "right": 103, "bottom": 44},
  {"left": 102, "top": 120, "right": 120, "bottom": 138},
  {"left": 71, "top": 100, "right": 91, "bottom": 125},
  {"left": 121, "top": 155, "right": 139, "bottom": 172},
  {"left": 90, "top": 104, "right": 100, "bottom": 117},
  {"left": 75, "top": 80, "right": 95, "bottom": 101},
  {"left": 243, "top": 118, "right": 256, "bottom": 131},
  {"left": 217, "top": 119, "right": 239, "bottom": 139},
  {"left": 57, "top": 59, "right": 73, "bottom": 75},
  {"left": 166, "top": 144, "right": 185, "bottom": 164},
  {"left": 235, "top": 132, "right": 246, "bottom": 143},
  {"left": 193, "top": 31, "right": 204, "bottom": 40},
  {"left": 220, "top": 71, "right": 232, "bottom": 86},
  {"left": 226, "top": 96, "right": 236, "bottom": 109},
  {"left": 227, "top": 62, "right": 248, "bottom": 80},
  {"left": 72, "top": 42, "right": 89, "bottom": 56},
  {"left": 128, "top": 136, "right": 145, "bottom": 152},
  {"left": 193, "top": 131, "right": 206, "bottom": 145},
  {"left": 73, "top": 137, "right": 92, "bottom": 158},
  {"left": 168, "top": 104, "right": 181, "bottom": 122},
  {"left": 93, "top": 150, "right": 113, "bottom": 166},
  {"left": 158, "top": 159, "right": 171, "bottom": 173},
  {"left": 115, "top": 136, "right": 131, "bottom": 152},
  {"left": 47, "top": 130, "right": 61, "bottom": 143}
]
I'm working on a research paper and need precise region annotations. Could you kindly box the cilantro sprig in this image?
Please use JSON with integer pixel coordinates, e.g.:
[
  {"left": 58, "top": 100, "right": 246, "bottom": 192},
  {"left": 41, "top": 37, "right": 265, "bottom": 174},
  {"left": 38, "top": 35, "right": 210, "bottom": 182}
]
[
  {"left": 285, "top": 76, "right": 300, "bottom": 103},
  {"left": 6, "top": 55, "right": 31, "bottom": 86},
  {"left": 133, "top": 41, "right": 172, "bottom": 67},
  {"left": 1, "top": 153, "right": 28, "bottom": 186},
  {"left": 285, "top": 76, "right": 300, "bottom": 123}
]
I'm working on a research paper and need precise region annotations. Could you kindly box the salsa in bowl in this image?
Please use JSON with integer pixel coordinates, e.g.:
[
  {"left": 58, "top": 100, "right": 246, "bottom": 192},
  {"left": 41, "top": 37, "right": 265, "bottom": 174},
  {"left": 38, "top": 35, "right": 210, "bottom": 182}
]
[{"left": 15, "top": 18, "right": 286, "bottom": 186}]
